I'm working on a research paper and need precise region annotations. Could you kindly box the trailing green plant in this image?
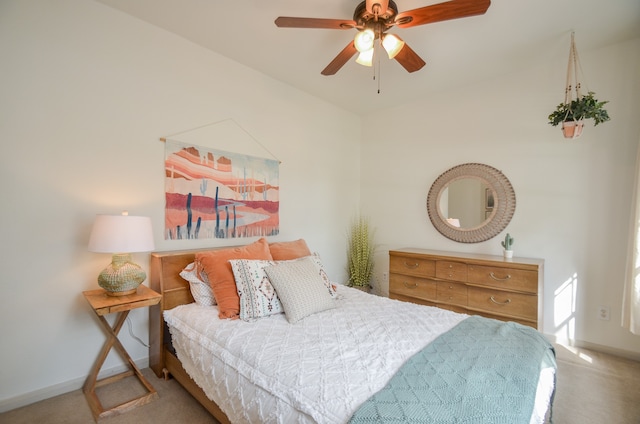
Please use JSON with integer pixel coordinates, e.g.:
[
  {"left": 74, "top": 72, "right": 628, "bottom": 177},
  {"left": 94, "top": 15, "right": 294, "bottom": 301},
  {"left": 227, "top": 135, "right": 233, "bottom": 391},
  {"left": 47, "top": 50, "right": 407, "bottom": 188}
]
[
  {"left": 548, "top": 91, "right": 610, "bottom": 127},
  {"left": 501, "top": 233, "right": 514, "bottom": 251},
  {"left": 347, "top": 215, "right": 376, "bottom": 288}
]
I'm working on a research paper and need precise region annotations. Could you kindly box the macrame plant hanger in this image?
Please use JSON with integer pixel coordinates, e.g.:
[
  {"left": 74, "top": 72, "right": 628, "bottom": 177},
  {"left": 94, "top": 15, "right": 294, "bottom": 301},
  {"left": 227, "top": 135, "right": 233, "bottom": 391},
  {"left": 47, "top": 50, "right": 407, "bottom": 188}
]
[{"left": 563, "top": 32, "right": 585, "bottom": 139}]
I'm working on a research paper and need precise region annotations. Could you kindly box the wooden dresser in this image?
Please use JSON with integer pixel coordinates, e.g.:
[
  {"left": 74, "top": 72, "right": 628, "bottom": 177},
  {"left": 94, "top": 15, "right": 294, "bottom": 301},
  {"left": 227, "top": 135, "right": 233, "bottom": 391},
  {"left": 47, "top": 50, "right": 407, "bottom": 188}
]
[{"left": 389, "top": 248, "right": 544, "bottom": 329}]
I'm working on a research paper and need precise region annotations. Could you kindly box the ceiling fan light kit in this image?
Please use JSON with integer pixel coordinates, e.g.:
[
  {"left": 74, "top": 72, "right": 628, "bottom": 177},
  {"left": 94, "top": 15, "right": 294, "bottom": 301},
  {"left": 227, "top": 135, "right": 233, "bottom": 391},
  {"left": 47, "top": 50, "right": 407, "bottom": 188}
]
[
  {"left": 354, "top": 28, "right": 375, "bottom": 52},
  {"left": 356, "top": 48, "right": 375, "bottom": 66},
  {"left": 274, "top": 0, "right": 491, "bottom": 76},
  {"left": 382, "top": 33, "right": 405, "bottom": 59}
]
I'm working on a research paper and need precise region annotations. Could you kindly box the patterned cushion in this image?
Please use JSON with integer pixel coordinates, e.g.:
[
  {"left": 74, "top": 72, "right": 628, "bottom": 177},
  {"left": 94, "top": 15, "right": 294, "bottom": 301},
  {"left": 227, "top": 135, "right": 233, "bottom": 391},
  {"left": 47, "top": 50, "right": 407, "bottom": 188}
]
[
  {"left": 264, "top": 257, "right": 336, "bottom": 323},
  {"left": 196, "top": 238, "right": 273, "bottom": 319},
  {"left": 230, "top": 259, "right": 284, "bottom": 321},
  {"left": 179, "top": 262, "right": 215, "bottom": 306},
  {"left": 309, "top": 253, "right": 338, "bottom": 298}
]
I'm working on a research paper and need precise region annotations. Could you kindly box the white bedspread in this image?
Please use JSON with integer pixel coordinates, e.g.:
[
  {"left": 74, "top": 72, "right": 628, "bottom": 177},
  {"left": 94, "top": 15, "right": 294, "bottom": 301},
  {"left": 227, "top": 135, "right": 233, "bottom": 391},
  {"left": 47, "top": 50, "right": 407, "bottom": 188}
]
[
  {"left": 164, "top": 286, "right": 466, "bottom": 423},
  {"left": 164, "top": 286, "right": 554, "bottom": 423}
]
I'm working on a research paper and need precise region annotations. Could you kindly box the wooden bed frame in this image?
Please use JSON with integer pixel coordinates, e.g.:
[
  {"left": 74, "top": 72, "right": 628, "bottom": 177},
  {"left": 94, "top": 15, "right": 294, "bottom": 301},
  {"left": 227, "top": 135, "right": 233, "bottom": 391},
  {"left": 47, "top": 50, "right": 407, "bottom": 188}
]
[{"left": 148, "top": 248, "right": 231, "bottom": 424}]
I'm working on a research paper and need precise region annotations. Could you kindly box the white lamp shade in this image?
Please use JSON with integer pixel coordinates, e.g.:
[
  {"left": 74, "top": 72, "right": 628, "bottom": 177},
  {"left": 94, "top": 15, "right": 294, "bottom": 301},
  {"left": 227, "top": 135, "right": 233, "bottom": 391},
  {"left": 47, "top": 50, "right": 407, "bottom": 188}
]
[
  {"left": 354, "top": 29, "right": 375, "bottom": 52},
  {"left": 356, "top": 48, "right": 374, "bottom": 66},
  {"left": 382, "top": 33, "right": 405, "bottom": 59},
  {"left": 88, "top": 214, "right": 155, "bottom": 253}
]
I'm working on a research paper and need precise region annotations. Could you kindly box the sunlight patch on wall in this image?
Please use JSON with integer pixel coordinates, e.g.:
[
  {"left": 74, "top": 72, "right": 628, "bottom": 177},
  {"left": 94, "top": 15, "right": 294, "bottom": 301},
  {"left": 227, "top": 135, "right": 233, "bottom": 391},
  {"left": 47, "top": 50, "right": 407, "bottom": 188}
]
[{"left": 554, "top": 272, "right": 578, "bottom": 341}]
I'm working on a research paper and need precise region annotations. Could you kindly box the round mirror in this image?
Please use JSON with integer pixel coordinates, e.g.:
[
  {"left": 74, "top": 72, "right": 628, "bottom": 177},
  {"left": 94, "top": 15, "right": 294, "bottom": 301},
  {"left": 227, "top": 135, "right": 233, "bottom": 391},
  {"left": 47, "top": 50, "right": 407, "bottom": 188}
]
[{"left": 427, "top": 163, "right": 515, "bottom": 243}]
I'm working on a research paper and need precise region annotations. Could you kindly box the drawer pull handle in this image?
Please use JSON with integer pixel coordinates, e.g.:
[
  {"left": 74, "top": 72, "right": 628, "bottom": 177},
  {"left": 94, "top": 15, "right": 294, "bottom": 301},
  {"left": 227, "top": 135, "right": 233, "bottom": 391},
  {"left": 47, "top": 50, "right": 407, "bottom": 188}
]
[
  {"left": 489, "top": 272, "right": 511, "bottom": 281},
  {"left": 403, "top": 282, "right": 418, "bottom": 289},
  {"left": 490, "top": 296, "right": 511, "bottom": 305},
  {"left": 404, "top": 262, "right": 419, "bottom": 269}
]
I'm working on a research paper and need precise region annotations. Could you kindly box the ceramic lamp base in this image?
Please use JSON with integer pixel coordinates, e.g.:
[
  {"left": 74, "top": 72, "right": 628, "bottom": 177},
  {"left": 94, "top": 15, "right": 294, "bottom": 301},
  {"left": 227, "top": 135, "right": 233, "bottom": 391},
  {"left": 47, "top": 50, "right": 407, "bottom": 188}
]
[{"left": 97, "top": 253, "right": 146, "bottom": 296}]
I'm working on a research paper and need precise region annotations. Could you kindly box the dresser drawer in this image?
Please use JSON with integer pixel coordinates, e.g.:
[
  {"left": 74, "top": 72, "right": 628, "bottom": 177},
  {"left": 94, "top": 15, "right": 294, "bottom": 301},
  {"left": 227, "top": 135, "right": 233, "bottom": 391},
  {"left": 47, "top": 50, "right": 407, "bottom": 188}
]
[
  {"left": 389, "top": 255, "right": 436, "bottom": 278},
  {"left": 389, "top": 274, "right": 436, "bottom": 301},
  {"left": 467, "top": 286, "right": 537, "bottom": 321},
  {"left": 436, "top": 281, "right": 468, "bottom": 306},
  {"left": 467, "top": 265, "right": 537, "bottom": 294},
  {"left": 435, "top": 260, "right": 468, "bottom": 282}
]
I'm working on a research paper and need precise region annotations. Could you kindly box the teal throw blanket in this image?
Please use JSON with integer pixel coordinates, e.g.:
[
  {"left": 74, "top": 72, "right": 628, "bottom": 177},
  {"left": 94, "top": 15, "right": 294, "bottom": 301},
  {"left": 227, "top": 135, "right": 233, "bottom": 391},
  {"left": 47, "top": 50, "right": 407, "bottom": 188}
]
[{"left": 349, "top": 316, "right": 556, "bottom": 423}]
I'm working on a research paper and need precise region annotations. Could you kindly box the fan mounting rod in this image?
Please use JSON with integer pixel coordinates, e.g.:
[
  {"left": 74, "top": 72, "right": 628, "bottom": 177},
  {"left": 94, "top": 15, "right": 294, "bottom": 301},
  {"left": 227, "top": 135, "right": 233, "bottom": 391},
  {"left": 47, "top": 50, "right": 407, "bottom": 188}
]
[{"left": 355, "top": 0, "right": 398, "bottom": 30}]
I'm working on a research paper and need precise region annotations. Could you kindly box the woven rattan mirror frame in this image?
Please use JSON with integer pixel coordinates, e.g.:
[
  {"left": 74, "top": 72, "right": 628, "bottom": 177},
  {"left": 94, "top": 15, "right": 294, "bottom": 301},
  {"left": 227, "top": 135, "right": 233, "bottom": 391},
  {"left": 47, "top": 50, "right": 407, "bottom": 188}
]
[{"left": 426, "top": 163, "right": 516, "bottom": 243}]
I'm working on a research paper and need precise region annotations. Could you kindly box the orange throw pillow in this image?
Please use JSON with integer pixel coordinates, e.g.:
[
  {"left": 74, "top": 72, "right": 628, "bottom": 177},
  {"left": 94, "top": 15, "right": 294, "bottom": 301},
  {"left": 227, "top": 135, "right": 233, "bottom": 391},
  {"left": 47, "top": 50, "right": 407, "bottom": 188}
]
[
  {"left": 269, "top": 239, "right": 312, "bottom": 260},
  {"left": 196, "top": 238, "right": 273, "bottom": 319}
]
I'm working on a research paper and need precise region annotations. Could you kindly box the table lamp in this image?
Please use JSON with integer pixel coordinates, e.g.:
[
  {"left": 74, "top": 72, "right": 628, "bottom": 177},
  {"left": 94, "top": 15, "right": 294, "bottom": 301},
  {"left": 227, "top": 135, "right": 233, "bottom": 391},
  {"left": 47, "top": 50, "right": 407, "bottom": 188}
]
[{"left": 88, "top": 212, "right": 155, "bottom": 296}]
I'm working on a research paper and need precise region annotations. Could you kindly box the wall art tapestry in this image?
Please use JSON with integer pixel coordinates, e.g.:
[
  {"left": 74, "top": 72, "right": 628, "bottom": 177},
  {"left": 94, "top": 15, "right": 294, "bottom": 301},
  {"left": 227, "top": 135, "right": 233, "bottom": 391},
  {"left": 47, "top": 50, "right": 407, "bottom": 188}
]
[{"left": 164, "top": 139, "right": 279, "bottom": 240}]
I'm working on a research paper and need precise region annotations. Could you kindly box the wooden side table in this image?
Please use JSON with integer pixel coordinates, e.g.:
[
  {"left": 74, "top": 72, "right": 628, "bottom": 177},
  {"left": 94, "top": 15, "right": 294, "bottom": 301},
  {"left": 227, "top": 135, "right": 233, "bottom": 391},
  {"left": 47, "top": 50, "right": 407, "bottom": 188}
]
[{"left": 82, "top": 285, "right": 162, "bottom": 421}]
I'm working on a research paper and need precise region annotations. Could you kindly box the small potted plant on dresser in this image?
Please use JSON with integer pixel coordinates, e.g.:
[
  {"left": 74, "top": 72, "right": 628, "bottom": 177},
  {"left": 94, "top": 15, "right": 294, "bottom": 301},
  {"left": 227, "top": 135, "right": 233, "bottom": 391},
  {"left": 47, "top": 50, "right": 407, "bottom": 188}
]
[
  {"left": 346, "top": 215, "right": 376, "bottom": 292},
  {"left": 501, "top": 233, "right": 514, "bottom": 259}
]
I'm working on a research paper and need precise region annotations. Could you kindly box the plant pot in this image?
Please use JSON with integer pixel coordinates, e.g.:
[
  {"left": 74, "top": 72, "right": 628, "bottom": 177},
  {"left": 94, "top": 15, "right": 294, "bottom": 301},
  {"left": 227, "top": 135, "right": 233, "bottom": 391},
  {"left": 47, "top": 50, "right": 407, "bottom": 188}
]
[
  {"left": 561, "top": 120, "right": 584, "bottom": 139},
  {"left": 503, "top": 250, "right": 513, "bottom": 259}
]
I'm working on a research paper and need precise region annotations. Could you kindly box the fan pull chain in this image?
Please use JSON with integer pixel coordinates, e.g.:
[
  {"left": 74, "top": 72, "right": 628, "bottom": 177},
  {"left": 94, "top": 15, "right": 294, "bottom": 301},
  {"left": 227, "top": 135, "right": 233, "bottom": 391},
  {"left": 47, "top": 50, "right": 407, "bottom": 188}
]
[{"left": 375, "top": 39, "right": 381, "bottom": 94}]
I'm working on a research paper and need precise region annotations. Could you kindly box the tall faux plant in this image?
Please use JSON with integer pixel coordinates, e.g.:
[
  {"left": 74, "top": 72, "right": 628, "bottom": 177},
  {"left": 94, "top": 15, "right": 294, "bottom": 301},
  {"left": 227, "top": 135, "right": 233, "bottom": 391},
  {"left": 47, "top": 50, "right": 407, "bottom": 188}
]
[{"left": 347, "top": 215, "right": 376, "bottom": 288}]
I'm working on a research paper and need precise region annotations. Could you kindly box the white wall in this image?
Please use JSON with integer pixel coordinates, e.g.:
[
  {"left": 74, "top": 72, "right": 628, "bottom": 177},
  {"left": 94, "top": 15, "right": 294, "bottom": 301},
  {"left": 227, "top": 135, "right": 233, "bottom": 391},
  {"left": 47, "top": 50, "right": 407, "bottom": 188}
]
[
  {"left": 0, "top": 0, "right": 360, "bottom": 410},
  {"left": 360, "top": 37, "right": 640, "bottom": 357},
  {"left": 2, "top": 0, "right": 640, "bottom": 412}
]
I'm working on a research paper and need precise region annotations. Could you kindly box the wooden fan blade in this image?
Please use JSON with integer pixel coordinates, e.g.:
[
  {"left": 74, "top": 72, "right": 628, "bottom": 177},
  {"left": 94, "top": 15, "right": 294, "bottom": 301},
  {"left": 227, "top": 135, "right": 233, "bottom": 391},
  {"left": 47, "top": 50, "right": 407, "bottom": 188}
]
[
  {"left": 394, "top": 43, "right": 426, "bottom": 72},
  {"left": 395, "top": 0, "right": 490, "bottom": 28},
  {"left": 275, "top": 17, "right": 356, "bottom": 29},
  {"left": 321, "top": 41, "right": 358, "bottom": 76}
]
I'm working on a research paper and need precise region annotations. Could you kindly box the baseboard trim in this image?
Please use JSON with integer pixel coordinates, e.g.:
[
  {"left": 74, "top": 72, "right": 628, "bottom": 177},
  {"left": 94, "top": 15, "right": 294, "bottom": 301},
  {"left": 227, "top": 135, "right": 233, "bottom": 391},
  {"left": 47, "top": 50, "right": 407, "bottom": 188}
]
[
  {"left": 546, "top": 334, "right": 640, "bottom": 362},
  {"left": 0, "top": 357, "right": 149, "bottom": 413}
]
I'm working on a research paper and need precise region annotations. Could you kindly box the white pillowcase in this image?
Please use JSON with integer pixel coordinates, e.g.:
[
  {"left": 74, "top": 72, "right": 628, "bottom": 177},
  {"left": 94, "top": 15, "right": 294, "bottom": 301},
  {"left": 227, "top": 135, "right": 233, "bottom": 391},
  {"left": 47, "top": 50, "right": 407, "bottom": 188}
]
[
  {"left": 229, "top": 259, "right": 284, "bottom": 321},
  {"left": 264, "top": 257, "right": 336, "bottom": 323},
  {"left": 179, "top": 262, "right": 216, "bottom": 306}
]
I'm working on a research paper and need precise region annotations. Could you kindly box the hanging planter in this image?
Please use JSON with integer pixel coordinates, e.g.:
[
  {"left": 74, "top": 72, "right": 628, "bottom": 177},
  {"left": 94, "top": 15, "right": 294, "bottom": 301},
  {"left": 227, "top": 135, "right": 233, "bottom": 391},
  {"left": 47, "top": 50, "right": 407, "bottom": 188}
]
[
  {"left": 560, "top": 120, "right": 584, "bottom": 139},
  {"left": 547, "top": 33, "right": 610, "bottom": 139}
]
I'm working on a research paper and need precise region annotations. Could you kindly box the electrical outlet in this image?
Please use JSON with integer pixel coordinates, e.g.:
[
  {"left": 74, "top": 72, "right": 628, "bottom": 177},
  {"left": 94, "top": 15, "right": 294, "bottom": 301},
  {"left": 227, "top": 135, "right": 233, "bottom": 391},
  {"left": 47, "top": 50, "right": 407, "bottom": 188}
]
[{"left": 598, "top": 305, "right": 610, "bottom": 321}]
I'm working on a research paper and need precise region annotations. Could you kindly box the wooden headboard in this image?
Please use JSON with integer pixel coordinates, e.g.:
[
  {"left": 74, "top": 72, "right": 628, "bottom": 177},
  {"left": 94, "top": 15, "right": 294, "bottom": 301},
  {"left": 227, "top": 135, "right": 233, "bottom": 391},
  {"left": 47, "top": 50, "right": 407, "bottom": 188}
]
[
  {"left": 148, "top": 247, "right": 224, "bottom": 378},
  {"left": 147, "top": 247, "right": 232, "bottom": 423}
]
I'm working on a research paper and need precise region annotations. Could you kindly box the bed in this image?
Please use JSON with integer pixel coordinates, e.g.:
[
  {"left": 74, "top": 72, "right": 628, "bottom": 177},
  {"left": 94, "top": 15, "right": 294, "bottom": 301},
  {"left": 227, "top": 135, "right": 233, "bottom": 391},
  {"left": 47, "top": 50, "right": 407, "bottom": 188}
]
[{"left": 148, "top": 241, "right": 556, "bottom": 424}]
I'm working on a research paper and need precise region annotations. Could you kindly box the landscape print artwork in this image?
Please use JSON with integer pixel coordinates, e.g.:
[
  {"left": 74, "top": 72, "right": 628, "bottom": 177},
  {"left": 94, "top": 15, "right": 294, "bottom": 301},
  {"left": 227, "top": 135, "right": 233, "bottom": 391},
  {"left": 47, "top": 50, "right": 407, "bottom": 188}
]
[{"left": 164, "top": 139, "right": 279, "bottom": 240}]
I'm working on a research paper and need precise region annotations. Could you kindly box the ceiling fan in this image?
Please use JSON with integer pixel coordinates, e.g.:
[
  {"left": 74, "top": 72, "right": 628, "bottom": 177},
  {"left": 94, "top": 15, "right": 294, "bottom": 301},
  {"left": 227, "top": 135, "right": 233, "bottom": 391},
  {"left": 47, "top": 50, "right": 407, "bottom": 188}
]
[{"left": 275, "top": 0, "right": 491, "bottom": 76}]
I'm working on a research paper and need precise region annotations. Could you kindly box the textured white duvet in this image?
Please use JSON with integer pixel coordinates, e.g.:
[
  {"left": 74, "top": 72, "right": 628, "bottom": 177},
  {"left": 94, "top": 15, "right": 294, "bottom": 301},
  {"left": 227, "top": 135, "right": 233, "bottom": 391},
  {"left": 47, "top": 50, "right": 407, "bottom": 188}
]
[{"left": 164, "top": 286, "right": 553, "bottom": 423}]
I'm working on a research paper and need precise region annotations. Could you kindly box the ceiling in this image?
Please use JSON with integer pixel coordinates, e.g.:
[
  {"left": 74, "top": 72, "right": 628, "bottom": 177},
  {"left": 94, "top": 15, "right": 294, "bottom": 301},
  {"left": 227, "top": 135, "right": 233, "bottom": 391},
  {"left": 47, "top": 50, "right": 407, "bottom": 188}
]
[{"left": 97, "top": 0, "right": 640, "bottom": 115}]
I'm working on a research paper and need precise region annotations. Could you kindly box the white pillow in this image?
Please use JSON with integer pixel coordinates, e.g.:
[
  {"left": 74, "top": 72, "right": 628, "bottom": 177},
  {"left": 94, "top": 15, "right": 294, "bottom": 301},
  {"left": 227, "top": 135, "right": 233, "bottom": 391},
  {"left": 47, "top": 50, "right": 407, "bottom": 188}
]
[
  {"left": 264, "top": 257, "right": 336, "bottom": 323},
  {"left": 179, "top": 262, "right": 215, "bottom": 306},
  {"left": 229, "top": 259, "right": 284, "bottom": 321}
]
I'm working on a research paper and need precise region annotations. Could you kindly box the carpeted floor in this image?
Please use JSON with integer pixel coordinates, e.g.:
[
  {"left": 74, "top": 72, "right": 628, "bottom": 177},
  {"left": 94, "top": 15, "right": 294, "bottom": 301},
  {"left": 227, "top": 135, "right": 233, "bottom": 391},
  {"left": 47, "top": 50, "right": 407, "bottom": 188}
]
[
  {"left": 1, "top": 343, "right": 639, "bottom": 424},
  {"left": 551, "top": 344, "right": 640, "bottom": 423}
]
